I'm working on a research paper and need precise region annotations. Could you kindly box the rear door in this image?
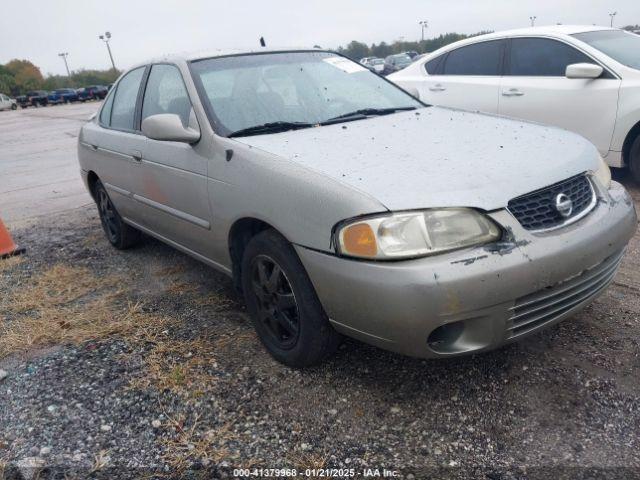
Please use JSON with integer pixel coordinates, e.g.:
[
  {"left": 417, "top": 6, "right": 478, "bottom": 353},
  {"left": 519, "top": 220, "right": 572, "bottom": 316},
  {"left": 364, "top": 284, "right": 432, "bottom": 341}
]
[
  {"left": 418, "top": 39, "right": 505, "bottom": 114},
  {"left": 499, "top": 37, "right": 621, "bottom": 156},
  {"left": 133, "top": 63, "right": 212, "bottom": 254},
  {"left": 80, "top": 66, "right": 147, "bottom": 219}
]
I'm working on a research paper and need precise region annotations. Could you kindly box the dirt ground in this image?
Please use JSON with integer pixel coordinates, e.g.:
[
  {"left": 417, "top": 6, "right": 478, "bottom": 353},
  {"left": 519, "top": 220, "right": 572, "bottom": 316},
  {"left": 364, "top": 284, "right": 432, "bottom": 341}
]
[{"left": 0, "top": 105, "right": 639, "bottom": 479}]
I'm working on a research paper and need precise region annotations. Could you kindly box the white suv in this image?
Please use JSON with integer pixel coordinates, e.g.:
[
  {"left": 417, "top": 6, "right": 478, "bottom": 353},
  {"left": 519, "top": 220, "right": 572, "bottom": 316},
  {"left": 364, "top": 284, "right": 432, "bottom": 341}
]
[{"left": 390, "top": 26, "right": 640, "bottom": 182}]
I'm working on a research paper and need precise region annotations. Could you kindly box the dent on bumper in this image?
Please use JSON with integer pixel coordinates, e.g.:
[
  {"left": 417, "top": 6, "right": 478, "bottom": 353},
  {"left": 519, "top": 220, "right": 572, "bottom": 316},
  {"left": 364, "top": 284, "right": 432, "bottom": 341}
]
[{"left": 295, "top": 181, "right": 637, "bottom": 359}]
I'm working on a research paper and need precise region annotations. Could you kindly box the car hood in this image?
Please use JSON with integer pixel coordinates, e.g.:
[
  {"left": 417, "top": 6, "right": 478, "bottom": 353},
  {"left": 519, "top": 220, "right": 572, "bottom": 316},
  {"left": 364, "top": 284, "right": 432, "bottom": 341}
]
[{"left": 234, "top": 107, "right": 599, "bottom": 211}]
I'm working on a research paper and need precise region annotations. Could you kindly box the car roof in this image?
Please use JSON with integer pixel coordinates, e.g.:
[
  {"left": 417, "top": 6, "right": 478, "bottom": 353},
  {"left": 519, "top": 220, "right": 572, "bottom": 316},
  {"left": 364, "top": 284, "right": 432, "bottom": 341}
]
[
  {"left": 137, "top": 47, "right": 327, "bottom": 67},
  {"left": 428, "top": 25, "right": 617, "bottom": 54}
]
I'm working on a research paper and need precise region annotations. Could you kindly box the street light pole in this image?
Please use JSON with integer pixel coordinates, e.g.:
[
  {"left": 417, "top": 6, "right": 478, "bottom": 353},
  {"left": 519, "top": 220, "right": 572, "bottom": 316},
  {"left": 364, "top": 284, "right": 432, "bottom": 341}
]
[
  {"left": 58, "top": 52, "right": 70, "bottom": 76},
  {"left": 609, "top": 12, "right": 617, "bottom": 27},
  {"left": 99, "top": 31, "right": 116, "bottom": 70},
  {"left": 419, "top": 20, "right": 428, "bottom": 42},
  {"left": 529, "top": 16, "right": 537, "bottom": 27}
]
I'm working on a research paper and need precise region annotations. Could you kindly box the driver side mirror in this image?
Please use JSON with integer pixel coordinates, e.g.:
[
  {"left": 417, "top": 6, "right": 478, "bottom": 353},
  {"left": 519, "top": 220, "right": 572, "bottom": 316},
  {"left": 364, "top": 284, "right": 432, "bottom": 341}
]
[
  {"left": 565, "top": 63, "right": 604, "bottom": 79},
  {"left": 141, "top": 113, "right": 201, "bottom": 144}
]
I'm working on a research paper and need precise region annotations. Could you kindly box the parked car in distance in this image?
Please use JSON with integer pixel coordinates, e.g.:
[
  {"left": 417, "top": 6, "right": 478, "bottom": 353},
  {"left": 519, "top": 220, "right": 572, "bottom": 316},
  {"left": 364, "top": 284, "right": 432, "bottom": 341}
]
[
  {"left": 0, "top": 93, "right": 17, "bottom": 111},
  {"left": 17, "top": 90, "right": 49, "bottom": 108},
  {"left": 360, "top": 57, "right": 385, "bottom": 73},
  {"left": 48, "top": 88, "right": 79, "bottom": 104},
  {"left": 78, "top": 48, "right": 636, "bottom": 367},
  {"left": 404, "top": 50, "right": 419, "bottom": 59},
  {"left": 390, "top": 26, "right": 640, "bottom": 182},
  {"left": 383, "top": 53, "right": 414, "bottom": 75},
  {"left": 77, "top": 85, "right": 108, "bottom": 101}
]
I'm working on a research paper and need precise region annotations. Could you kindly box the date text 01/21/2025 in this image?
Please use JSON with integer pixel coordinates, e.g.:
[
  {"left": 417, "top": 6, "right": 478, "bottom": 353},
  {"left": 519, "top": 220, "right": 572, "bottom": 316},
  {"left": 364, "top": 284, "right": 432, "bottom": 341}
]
[{"left": 232, "top": 468, "right": 399, "bottom": 477}]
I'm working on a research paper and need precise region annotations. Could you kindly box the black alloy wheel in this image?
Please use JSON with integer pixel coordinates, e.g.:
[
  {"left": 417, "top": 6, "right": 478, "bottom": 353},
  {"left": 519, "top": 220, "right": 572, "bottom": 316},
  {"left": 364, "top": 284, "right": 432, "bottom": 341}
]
[{"left": 249, "top": 254, "right": 300, "bottom": 349}]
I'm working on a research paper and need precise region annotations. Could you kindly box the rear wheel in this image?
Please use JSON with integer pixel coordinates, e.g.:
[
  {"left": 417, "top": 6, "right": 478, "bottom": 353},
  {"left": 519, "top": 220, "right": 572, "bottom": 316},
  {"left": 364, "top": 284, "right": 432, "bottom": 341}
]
[
  {"left": 241, "top": 230, "right": 341, "bottom": 367},
  {"left": 94, "top": 180, "right": 141, "bottom": 249},
  {"left": 629, "top": 135, "right": 640, "bottom": 185},
  {"left": 11, "top": 104, "right": 17, "bottom": 110}
]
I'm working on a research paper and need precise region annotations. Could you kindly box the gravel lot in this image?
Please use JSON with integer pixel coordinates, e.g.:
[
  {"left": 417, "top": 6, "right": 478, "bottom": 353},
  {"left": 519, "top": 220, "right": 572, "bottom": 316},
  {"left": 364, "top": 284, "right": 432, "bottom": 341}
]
[{"left": 1, "top": 105, "right": 640, "bottom": 479}]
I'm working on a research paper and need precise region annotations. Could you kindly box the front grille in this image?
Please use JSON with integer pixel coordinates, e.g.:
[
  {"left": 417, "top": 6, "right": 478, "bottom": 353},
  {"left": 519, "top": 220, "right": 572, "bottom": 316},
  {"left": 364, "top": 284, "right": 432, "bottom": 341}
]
[
  {"left": 508, "top": 250, "right": 624, "bottom": 338},
  {"left": 508, "top": 174, "right": 595, "bottom": 231}
]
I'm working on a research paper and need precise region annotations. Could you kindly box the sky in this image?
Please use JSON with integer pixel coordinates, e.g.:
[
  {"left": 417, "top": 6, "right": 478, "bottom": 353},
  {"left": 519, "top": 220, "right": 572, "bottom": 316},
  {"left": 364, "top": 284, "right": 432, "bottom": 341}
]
[{"left": 1, "top": 0, "right": 639, "bottom": 76}]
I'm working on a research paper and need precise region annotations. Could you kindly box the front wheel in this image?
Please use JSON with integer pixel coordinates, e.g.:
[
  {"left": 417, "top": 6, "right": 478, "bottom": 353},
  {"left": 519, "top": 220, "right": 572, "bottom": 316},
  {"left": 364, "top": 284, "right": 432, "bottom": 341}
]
[
  {"left": 11, "top": 104, "right": 17, "bottom": 110},
  {"left": 629, "top": 135, "right": 640, "bottom": 185},
  {"left": 241, "top": 230, "right": 341, "bottom": 367},
  {"left": 94, "top": 180, "right": 141, "bottom": 249}
]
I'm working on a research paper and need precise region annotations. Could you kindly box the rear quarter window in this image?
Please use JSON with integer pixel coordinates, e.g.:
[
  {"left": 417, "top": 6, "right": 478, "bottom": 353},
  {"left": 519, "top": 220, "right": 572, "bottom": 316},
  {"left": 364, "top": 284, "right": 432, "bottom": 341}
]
[{"left": 424, "top": 55, "right": 444, "bottom": 74}]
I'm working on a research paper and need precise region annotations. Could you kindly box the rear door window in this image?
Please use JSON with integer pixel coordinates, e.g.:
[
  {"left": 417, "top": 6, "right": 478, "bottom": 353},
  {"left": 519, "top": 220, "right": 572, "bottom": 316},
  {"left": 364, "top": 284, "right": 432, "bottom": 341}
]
[
  {"left": 110, "top": 67, "right": 145, "bottom": 131},
  {"left": 442, "top": 40, "right": 504, "bottom": 76}
]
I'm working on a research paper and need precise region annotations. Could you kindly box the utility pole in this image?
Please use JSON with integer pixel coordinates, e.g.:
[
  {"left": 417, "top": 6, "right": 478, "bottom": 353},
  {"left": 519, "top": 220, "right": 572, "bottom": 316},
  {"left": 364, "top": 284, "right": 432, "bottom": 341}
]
[
  {"left": 609, "top": 12, "right": 617, "bottom": 27},
  {"left": 419, "top": 20, "right": 428, "bottom": 42},
  {"left": 529, "top": 16, "right": 537, "bottom": 27},
  {"left": 99, "top": 31, "right": 116, "bottom": 70},
  {"left": 58, "top": 52, "right": 70, "bottom": 76}
]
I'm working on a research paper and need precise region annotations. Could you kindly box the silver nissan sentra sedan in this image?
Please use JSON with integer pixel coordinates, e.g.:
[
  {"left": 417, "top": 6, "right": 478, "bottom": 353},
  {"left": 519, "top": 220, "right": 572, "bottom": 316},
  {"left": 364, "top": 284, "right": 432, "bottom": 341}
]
[{"left": 77, "top": 48, "right": 637, "bottom": 367}]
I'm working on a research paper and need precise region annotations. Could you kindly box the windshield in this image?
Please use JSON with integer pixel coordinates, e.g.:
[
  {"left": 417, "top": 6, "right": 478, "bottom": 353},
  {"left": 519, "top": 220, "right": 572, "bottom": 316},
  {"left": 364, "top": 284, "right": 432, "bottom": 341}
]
[
  {"left": 372, "top": 59, "right": 384, "bottom": 65},
  {"left": 190, "top": 51, "right": 422, "bottom": 136},
  {"left": 573, "top": 30, "right": 640, "bottom": 70}
]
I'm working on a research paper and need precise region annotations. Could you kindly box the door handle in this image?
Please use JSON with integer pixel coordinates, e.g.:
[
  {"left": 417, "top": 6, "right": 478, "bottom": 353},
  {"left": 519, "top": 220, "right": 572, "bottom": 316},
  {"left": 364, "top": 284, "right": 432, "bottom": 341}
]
[
  {"left": 502, "top": 88, "right": 524, "bottom": 97},
  {"left": 429, "top": 84, "right": 446, "bottom": 92},
  {"left": 131, "top": 150, "right": 142, "bottom": 162}
]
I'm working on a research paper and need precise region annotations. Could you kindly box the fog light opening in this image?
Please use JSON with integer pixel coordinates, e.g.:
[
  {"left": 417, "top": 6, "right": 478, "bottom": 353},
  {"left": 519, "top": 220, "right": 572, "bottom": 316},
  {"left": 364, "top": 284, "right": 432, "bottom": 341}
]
[{"left": 427, "top": 317, "right": 494, "bottom": 355}]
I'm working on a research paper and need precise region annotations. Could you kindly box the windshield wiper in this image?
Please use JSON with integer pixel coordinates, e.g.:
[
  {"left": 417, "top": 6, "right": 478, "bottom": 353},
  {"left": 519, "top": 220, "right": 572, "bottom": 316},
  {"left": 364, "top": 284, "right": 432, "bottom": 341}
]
[
  {"left": 320, "top": 106, "right": 417, "bottom": 125},
  {"left": 228, "top": 121, "right": 314, "bottom": 138}
]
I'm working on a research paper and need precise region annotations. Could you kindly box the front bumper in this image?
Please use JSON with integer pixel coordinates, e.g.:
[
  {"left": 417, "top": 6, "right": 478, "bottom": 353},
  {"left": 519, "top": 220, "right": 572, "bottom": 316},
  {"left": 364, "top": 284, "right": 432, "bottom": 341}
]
[{"left": 295, "top": 181, "right": 637, "bottom": 358}]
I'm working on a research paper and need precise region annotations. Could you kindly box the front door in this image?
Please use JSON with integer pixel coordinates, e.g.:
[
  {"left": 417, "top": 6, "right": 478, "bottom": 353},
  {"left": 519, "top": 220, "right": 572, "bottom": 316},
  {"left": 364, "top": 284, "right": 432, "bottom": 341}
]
[
  {"left": 499, "top": 37, "right": 621, "bottom": 156},
  {"left": 132, "top": 63, "right": 212, "bottom": 255}
]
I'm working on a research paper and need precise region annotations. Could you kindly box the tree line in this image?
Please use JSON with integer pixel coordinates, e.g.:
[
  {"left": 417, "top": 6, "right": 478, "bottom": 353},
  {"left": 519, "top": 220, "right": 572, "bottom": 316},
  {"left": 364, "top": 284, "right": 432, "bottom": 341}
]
[
  {"left": 336, "top": 25, "right": 640, "bottom": 61},
  {"left": 0, "top": 59, "right": 121, "bottom": 96},
  {"left": 335, "top": 32, "right": 493, "bottom": 60}
]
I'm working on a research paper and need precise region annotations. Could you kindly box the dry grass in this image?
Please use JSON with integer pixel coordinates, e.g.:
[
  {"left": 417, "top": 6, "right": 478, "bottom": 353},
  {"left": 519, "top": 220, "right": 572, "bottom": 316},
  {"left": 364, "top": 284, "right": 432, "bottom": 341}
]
[
  {"left": 155, "top": 264, "right": 187, "bottom": 277},
  {"left": 286, "top": 451, "right": 328, "bottom": 475},
  {"left": 159, "top": 411, "right": 237, "bottom": 473},
  {"left": 192, "top": 291, "right": 236, "bottom": 309},
  {"left": 130, "top": 338, "right": 219, "bottom": 396},
  {"left": 164, "top": 280, "right": 200, "bottom": 297},
  {"left": 90, "top": 449, "right": 111, "bottom": 473},
  {"left": 0, "top": 255, "right": 24, "bottom": 273},
  {"left": 0, "top": 264, "right": 171, "bottom": 358}
]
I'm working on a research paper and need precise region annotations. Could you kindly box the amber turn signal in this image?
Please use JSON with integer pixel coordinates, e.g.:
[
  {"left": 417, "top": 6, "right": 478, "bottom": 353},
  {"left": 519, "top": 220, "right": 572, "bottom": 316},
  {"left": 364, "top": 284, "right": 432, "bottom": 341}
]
[{"left": 340, "top": 223, "right": 377, "bottom": 257}]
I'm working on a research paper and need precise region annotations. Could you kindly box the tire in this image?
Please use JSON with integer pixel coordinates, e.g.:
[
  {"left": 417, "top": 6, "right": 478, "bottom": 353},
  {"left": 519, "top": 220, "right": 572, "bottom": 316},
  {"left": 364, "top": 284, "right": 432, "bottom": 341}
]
[
  {"left": 11, "top": 104, "right": 17, "bottom": 110},
  {"left": 629, "top": 135, "right": 640, "bottom": 185},
  {"left": 241, "top": 229, "right": 341, "bottom": 367},
  {"left": 93, "top": 180, "right": 141, "bottom": 249}
]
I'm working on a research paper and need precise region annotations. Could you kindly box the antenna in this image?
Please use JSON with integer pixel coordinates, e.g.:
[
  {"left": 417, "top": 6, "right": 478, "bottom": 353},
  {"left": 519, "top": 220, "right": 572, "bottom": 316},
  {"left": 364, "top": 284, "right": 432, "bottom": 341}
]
[{"left": 259, "top": 37, "right": 266, "bottom": 47}]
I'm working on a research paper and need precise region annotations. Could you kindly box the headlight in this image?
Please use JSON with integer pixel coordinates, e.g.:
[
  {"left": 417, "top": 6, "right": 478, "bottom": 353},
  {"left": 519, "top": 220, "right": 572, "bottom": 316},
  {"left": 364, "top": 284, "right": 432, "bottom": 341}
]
[
  {"left": 336, "top": 208, "right": 501, "bottom": 260},
  {"left": 593, "top": 156, "right": 611, "bottom": 189}
]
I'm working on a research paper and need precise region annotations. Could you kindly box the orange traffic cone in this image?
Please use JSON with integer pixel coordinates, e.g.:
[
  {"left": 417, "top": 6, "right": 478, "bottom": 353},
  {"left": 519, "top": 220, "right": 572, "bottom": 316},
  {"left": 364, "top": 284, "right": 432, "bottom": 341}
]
[{"left": 0, "top": 218, "right": 25, "bottom": 259}]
